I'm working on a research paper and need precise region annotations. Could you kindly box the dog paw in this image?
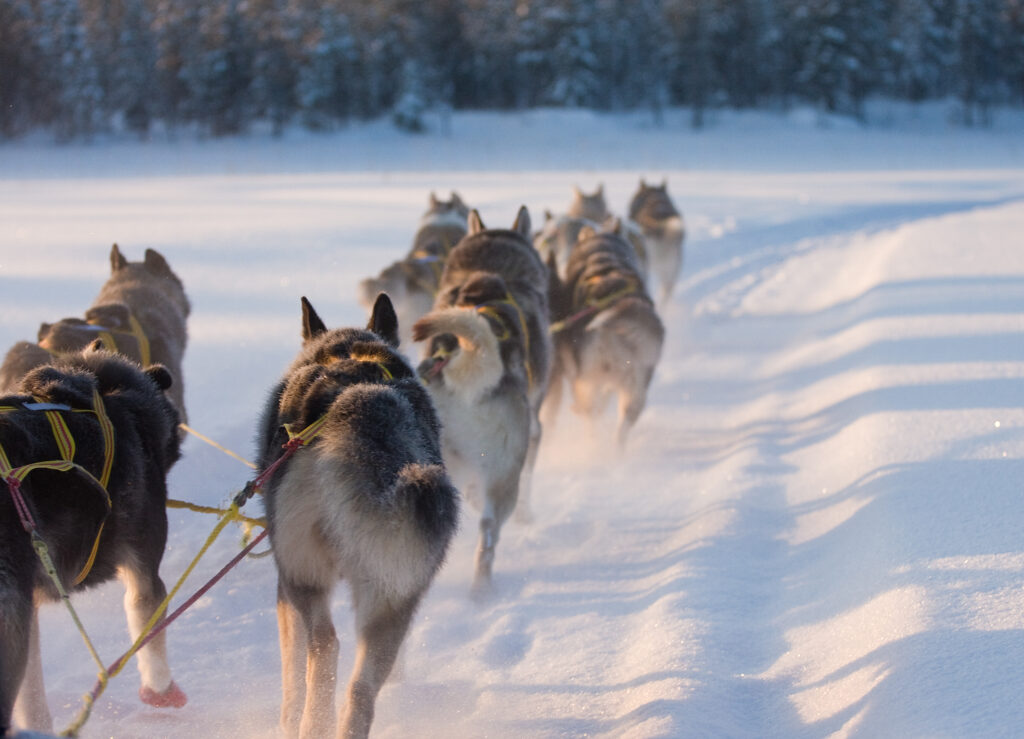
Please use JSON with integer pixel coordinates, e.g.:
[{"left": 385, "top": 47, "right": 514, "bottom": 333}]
[{"left": 139, "top": 681, "right": 187, "bottom": 708}]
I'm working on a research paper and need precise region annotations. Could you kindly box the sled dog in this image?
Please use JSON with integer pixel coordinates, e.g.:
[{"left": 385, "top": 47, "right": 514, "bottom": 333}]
[
  {"left": 546, "top": 220, "right": 664, "bottom": 448},
  {"left": 535, "top": 211, "right": 649, "bottom": 284},
  {"left": 358, "top": 192, "right": 470, "bottom": 351},
  {"left": 259, "top": 294, "right": 458, "bottom": 739},
  {"left": 0, "top": 347, "right": 185, "bottom": 736},
  {"left": 0, "top": 244, "right": 191, "bottom": 423},
  {"left": 413, "top": 207, "right": 551, "bottom": 594},
  {"left": 628, "top": 179, "right": 685, "bottom": 305},
  {"left": 533, "top": 212, "right": 599, "bottom": 280},
  {"left": 566, "top": 184, "right": 610, "bottom": 223}
]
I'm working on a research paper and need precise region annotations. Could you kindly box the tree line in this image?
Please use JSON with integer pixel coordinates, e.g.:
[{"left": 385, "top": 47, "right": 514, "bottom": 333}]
[{"left": 1, "top": 0, "right": 1022, "bottom": 140}]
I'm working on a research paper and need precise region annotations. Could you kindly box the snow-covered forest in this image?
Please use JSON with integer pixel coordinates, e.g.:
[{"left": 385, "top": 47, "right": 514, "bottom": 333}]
[{"left": 2, "top": 0, "right": 1023, "bottom": 140}]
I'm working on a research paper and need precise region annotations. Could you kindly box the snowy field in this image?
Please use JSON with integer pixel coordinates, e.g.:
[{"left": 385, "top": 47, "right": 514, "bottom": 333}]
[{"left": 2, "top": 102, "right": 1024, "bottom": 738}]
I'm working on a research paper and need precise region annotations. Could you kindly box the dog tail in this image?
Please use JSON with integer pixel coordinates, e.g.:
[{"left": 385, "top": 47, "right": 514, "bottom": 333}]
[
  {"left": 391, "top": 463, "right": 460, "bottom": 550},
  {"left": 412, "top": 308, "right": 504, "bottom": 401}
]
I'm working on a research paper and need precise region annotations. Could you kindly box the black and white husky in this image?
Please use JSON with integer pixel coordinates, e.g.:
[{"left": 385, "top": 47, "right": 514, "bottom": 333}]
[
  {"left": 0, "top": 347, "right": 185, "bottom": 737},
  {"left": 358, "top": 192, "right": 470, "bottom": 351},
  {"left": 545, "top": 221, "right": 664, "bottom": 448},
  {"left": 412, "top": 207, "right": 551, "bottom": 594},
  {"left": 258, "top": 294, "right": 458, "bottom": 739},
  {"left": 628, "top": 179, "right": 685, "bottom": 305}
]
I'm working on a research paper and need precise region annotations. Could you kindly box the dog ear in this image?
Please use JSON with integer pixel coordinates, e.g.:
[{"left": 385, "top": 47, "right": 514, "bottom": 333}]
[
  {"left": 603, "top": 216, "right": 622, "bottom": 235},
  {"left": 144, "top": 249, "right": 173, "bottom": 276},
  {"left": 451, "top": 191, "right": 465, "bottom": 208},
  {"left": 37, "top": 322, "right": 52, "bottom": 341},
  {"left": 110, "top": 243, "right": 128, "bottom": 272},
  {"left": 429, "top": 191, "right": 439, "bottom": 208},
  {"left": 661, "top": 178, "right": 668, "bottom": 189},
  {"left": 145, "top": 364, "right": 174, "bottom": 391},
  {"left": 301, "top": 297, "right": 327, "bottom": 341},
  {"left": 467, "top": 209, "right": 485, "bottom": 235},
  {"left": 367, "top": 293, "right": 400, "bottom": 348},
  {"left": 512, "top": 206, "right": 531, "bottom": 239},
  {"left": 572, "top": 185, "right": 582, "bottom": 198},
  {"left": 544, "top": 209, "right": 553, "bottom": 222},
  {"left": 597, "top": 183, "right": 604, "bottom": 196}
]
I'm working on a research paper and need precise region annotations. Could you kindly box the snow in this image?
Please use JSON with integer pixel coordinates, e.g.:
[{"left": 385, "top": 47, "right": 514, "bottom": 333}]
[{"left": 2, "top": 101, "right": 1024, "bottom": 738}]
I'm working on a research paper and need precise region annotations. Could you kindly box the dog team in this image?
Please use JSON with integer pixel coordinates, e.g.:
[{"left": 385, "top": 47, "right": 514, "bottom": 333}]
[{"left": 0, "top": 179, "right": 684, "bottom": 739}]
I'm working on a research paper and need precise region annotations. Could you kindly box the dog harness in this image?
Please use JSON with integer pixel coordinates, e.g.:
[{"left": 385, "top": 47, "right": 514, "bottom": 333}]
[
  {"left": 549, "top": 275, "right": 641, "bottom": 335},
  {"left": 0, "top": 388, "right": 115, "bottom": 585},
  {"left": 83, "top": 312, "right": 152, "bottom": 366},
  {"left": 474, "top": 290, "right": 536, "bottom": 391}
]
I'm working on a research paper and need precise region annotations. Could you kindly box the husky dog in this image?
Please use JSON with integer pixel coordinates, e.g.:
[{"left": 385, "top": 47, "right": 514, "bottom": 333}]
[
  {"left": 259, "top": 294, "right": 458, "bottom": 739},
  {"left": 0, "top": 245, "right": 191, "bottom": 423},
  {"left": 413, "top": 207, "right": 551, "bottom": 594},
  {"left": 628, "top": 179, "right": 685, "bottom": 305},
  {"left": 0, "top": 347, "right": 185, "bottom": 736},
  {"left": 546, "top": 221, "right": 664, "bottom": 448},
  {"left": 535, "top": 211, "right": 650, "bottom": 286},
  {"left": 358, "top": 192, "right": 470, "bottom": 351},
  {"left": 566, "top": 184, "right": 610, "bottom": 223},
  {"left": 533, "top": 212, "right": 599, "bottom": 280}
]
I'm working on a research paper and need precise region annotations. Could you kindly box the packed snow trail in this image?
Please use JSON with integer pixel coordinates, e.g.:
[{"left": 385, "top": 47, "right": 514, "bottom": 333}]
[{"left": 2, "top": 109, "right": 1024, "bottom": 737}]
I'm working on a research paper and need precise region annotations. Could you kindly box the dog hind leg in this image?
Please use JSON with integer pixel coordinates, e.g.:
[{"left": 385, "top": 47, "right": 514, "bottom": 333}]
[
  {"left": 515, "top": 410, "right": 543, "bottom": 524},
  {"left": 473, "top": 474, "right": 519, "bottom": 597},
  {"left": 276, "top": 581, "right": 309, "bottom": 738},
  {"left": 291, "top": 584, "right": 339, "bottom": 739},
  {"left": 8, "top": 604, "right": 51, "bottom": 734},
  {"left": 339, "top": 590, "right": 420, "bottom": 739},
  {"left": 120, "top": 563, "right": 186, "bottom": 708}
]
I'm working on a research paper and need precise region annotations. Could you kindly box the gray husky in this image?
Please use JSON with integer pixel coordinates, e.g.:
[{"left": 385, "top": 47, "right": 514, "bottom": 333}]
[
  {"left": 536, "top": 211, "right": 649, "bottom": 282},
  {"left": 358, "top": 192, "right": 469, "bottom": 351},
  {"left": 0, "top": 347, "right": 185, "bottom": 737},
  {"left": 545, "top": 221, "right": 664, "bottom": 448},
  {"left": 566, "top": 184, "right": 610, "bottom": 223},
  {"left": 259, "top": 294, "right": 458, "bottom": 739},
  {"left": 412, "top": 207, "right": 551, "bottom": 594},
  {"left": 628, "top": 179, "right": 686, "bottom": 305},
  {"left": 0, "top": 244, "right": 191, "bottom": 423}
]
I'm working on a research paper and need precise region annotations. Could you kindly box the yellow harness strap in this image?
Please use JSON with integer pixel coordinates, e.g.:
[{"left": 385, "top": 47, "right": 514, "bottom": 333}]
[
  {"left": 476, "top": 291, "right": 535, "bottom": 391},
  {"left": 88, "top": 313, "right": 151, "bottom": 366},
  {"left": 0, "top": 389, "right": 115, "bottom": 585}
]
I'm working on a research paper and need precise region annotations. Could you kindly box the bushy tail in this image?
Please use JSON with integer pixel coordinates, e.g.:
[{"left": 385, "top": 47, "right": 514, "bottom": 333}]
[
  {"left": 393, "top": 463, "right": 459, "bottom": 554},
  {"left": 412, "top": 308, "right": 504, "bottom": 401}
]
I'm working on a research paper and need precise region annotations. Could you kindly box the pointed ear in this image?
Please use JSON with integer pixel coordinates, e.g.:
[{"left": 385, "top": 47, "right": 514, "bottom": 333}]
[
  {"left": 429, "top": 191, "right": 439, "bottom": 207},
  {"left": 87, "top": 338, "right": 105, "bottom": 353},
  {"left": 367, "top": 293, "right": 400, "bottom": 347},
  {"left": 597, "top": 183, "right": 604, "bottom": 196},
  {"left": 110, "top": 243, "right": 127, "bottom": 272},
  {"left": 603, "top": 216, "right": 622, "bottom": 235},
  {"left": 639, "top": 178, "right": 648, "bottom": 189},
  {"left": 467, "top": 209, "right": 485, "bottom": 235},
  {"left": 512, "top": 206, "right": 531, "bottom": 239},
  {"left": 451, "top": 191, "right": 464, "bottom": 207},
  {"left": 144, "top": 248, "right": 172, "bottom": 276},
  {"left": 661, "top": 178, "right": 668, "bottom": 188},
  {"left": 572, "top": 185, "right": 582, "bottom": 198},
  {"left": 544, "top": 209, "right": 553, "bottom": 222},
  {"left": 301, "top": 297, "right": 327, "bottom": 341},
  {"left": 145, "top": 364, "right": 174, "bottom": 391},
  {"left": 37, "top": 323, "right": 52, "bottom": 341}
]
